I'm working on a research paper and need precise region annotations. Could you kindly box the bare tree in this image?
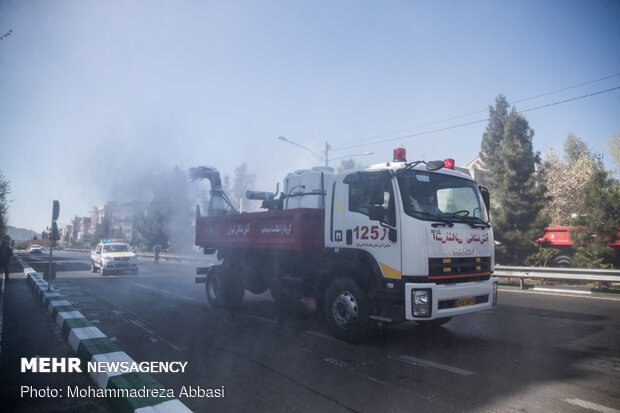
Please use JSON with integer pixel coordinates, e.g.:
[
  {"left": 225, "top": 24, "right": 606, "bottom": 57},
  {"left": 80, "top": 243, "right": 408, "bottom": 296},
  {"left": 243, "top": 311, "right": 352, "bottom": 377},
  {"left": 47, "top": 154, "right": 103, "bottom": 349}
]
[
  {"left": 605, "top": 133, "right": 620, "bottom": 172},
  {"left": 0, "top": 171, "right": 11, "bottom": 238},
  {"left": 543, "top": 135, "right": 597, "bottom": 225}
]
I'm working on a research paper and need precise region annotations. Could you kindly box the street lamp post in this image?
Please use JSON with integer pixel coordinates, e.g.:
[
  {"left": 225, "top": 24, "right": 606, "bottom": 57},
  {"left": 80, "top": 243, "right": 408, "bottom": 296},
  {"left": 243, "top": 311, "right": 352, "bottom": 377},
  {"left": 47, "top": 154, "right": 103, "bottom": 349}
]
[{"left": 277, "top": 136, "right": 327, "bottom": 166}]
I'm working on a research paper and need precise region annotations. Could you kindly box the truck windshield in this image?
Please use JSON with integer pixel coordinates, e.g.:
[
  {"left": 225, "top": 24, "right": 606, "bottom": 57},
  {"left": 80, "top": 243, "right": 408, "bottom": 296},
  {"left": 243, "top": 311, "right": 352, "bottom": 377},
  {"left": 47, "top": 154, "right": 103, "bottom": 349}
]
[{"left": 396, "top": 171, "right": 489, "bottom": 224}]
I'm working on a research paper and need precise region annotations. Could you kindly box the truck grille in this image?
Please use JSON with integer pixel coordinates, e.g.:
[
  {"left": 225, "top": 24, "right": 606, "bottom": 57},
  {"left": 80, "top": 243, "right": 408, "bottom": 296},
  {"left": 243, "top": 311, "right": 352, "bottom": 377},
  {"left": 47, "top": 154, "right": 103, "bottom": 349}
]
[{"left": 428, "top": 257, "right": 491, "bottom": 284}]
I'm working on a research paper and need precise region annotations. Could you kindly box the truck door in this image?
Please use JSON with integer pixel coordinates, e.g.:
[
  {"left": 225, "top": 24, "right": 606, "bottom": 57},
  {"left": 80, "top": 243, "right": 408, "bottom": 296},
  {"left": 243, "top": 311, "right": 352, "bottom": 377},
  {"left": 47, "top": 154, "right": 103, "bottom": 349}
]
[{"left": 342, "top": 172, "right": 402, "bottom": 280}]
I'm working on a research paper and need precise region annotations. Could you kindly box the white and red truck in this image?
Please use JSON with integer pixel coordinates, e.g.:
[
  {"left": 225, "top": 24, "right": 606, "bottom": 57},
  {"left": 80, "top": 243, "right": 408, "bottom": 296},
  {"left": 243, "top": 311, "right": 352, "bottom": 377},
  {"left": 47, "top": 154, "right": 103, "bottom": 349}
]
[{"left": 192, "top": 148, "right": 497, "bottom": 341}]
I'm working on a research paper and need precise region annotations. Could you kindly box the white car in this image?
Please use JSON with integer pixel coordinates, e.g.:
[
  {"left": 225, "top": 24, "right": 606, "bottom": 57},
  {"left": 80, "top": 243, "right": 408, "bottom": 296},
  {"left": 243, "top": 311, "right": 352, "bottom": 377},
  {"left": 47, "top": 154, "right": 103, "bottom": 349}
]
[
  {"left": 29, "top": 244, "right": 43, "bottom": 254},
  {"left": 90, "top": 240, "right": 138, "bottom": 275}
]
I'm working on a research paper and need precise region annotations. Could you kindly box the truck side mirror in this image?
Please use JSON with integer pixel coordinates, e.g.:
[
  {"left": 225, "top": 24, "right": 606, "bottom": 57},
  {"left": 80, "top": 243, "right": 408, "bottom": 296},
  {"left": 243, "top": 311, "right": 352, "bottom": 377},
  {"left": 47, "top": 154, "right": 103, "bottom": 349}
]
[
  {"left": 388, "top": 228, "right": 397, "bottom": 242},
  {"left": 369, "top": 205, "right": 384, "bottom": 221},
  {"left": 479, "top": 186, "right": 490, "bottom": 213}
]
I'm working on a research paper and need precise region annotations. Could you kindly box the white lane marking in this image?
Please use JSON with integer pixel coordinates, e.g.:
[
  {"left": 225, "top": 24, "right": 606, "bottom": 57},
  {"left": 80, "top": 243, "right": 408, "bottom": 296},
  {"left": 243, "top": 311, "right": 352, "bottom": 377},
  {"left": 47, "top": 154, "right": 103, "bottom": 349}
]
[
  {"left": 100, "top": 298, "right": 183, "bottom": 353},
  {"left": 245, "top": 314, "right": 277, "bottom": 325},
  {"left": 500, "top": 288, "right": 620, "bottom": 302},
  {"left": 303, "top": 330, "right": 351, "bottom": 345},
  {"left": 133, "top": 283, "right": 202, "bottom": 303},
  {"left": 128, "top": 319, "right": 182, "bottom": 352},
  {"left": 129, "top": 319, "right": 155, "bottom": 335},
  {"left": 564, "top": 398, "right": 620, "bottom": 413},
  {"left": 366, "top": 376, "right": 387, "bottom": 386},
  {"left": 323, "top": 356, "right": 348, "bottom": 368},
  {"left": 392, "top": 355, "right": 475, "bottom": 376}
]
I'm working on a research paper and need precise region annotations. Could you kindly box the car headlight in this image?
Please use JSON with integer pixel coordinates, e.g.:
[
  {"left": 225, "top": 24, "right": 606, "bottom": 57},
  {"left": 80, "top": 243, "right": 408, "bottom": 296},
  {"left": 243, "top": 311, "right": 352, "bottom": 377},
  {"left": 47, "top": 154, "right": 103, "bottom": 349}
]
[
  {"left": 412, "top": 289, "right": 432, "bottom": 317},
  {"left": 414, "top": 290, "right": 428, "bottom": 305}
]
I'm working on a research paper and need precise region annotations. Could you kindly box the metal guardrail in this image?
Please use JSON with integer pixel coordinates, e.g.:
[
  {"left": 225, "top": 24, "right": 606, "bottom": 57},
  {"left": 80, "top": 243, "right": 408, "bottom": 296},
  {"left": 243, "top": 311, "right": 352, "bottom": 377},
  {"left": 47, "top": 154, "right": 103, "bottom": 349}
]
[
  {"left": 63, "top": 248, "right": 217, "bottom": 264},
  {"left": 494, "top": 265, "right": 620, "bottom": 289},
  {"left": 25, "top": 249, "right": 620, "bottom": 287},
  {"left": 135, "top": 252, "right": 218, "bottom": 264}
]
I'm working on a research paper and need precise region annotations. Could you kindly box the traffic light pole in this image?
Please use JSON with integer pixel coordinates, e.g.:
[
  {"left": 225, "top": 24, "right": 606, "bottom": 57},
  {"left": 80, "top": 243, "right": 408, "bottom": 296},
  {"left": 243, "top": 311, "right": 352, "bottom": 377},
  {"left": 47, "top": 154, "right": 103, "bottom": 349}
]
[{"left": 47, "top": 200, "right": 59, "bottom": 292}]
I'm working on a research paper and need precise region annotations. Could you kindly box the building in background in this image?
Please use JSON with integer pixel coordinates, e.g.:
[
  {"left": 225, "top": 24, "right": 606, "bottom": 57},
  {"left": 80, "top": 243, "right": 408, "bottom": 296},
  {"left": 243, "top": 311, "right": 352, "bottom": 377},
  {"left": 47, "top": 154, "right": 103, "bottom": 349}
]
[
  {"left": 90, "top": 202, "right": 141, "bottom": 242},
  {"left": 71, "top": 216, "right": 92, "bottom": 243},
  {"left": 463, "top": 156, "right": 487, "bottom": 182},
  {"left": 62, "top": 224, "right": 73, "bottom": 244}
]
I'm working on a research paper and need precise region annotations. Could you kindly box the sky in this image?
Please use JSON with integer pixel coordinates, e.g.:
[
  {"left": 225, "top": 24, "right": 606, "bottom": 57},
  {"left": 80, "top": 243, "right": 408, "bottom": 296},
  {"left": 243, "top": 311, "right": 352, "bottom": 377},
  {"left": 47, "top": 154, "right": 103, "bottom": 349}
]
[{"left": 1, "top": 0, "right": 619, "bottom": 231}]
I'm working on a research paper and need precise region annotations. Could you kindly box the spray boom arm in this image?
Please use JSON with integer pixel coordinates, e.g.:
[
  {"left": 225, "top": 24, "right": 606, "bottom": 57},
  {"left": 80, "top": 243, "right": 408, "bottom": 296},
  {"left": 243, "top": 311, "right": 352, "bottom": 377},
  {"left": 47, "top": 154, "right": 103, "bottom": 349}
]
[{"left": 188, "top": 166, "right": 237, "bottom": 216}]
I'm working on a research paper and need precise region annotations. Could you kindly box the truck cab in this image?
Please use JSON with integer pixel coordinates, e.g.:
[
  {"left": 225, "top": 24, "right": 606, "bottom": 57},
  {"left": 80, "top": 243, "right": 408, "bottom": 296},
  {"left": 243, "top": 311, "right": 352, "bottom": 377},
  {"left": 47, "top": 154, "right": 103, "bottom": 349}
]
[{"left": 326, "top": 151, "right": 497, "bottom": 327}]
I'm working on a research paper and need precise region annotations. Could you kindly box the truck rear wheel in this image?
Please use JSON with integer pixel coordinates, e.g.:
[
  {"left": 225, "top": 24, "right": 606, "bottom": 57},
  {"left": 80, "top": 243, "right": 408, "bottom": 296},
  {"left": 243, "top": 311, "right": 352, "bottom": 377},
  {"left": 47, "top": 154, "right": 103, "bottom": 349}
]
[
  {"left": 206, "top": 265, "right": 244, "bottom": 308},
  {"left": 552, "top": 255, "right": 573, "bottom": 267},
  {"left": 324, "top": 277, "right": 369, "bottom": 343}
]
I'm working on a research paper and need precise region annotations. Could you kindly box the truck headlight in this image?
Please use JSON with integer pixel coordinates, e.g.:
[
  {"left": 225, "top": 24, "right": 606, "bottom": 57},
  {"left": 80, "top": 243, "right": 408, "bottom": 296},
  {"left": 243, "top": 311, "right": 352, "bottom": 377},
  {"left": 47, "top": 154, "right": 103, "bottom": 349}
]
[{"left": 412, "top": 289, "right": 431, "bottom": 317}]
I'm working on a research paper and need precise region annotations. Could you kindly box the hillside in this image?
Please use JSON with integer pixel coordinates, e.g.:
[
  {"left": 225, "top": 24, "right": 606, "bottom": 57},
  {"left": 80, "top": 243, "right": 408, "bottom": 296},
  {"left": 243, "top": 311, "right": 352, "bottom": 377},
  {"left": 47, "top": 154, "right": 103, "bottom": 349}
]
[{"left": 7, "top": 225, "right": 37, "bottom": 241}]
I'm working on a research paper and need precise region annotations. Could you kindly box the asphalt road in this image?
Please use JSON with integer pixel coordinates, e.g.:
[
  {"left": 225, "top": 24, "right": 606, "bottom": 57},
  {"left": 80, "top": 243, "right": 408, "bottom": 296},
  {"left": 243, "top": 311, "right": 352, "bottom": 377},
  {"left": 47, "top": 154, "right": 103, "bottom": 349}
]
[{"left": 6, "top": 250, "right": 620, "bottom": 413}]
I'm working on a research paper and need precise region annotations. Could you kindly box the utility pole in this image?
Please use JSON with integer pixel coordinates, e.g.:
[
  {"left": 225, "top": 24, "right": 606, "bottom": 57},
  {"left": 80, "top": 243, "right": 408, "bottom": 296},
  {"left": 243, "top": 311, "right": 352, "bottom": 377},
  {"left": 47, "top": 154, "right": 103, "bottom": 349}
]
[{"left": 324, "top": 141, "right": 330, "bottom": 167}]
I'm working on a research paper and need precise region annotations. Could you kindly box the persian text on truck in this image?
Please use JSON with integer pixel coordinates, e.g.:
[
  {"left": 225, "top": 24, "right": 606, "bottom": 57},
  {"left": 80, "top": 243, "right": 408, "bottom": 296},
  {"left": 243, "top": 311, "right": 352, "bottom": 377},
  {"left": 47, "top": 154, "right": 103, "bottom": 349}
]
[{"left": 192, "top": 148, "right": 498, "bottom": 342}]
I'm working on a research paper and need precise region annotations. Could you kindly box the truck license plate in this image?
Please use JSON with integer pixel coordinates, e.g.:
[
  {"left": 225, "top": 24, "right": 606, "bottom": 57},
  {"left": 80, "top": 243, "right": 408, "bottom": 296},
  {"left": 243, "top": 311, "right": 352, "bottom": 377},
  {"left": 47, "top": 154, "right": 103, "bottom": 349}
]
[{"left": 457, "top": 297, "right": 476, "bottom": 307}]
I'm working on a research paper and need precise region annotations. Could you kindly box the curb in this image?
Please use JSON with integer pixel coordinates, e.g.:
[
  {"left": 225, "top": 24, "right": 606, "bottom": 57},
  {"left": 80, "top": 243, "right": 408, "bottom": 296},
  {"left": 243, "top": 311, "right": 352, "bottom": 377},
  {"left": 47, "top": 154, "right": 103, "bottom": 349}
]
[{"left": 14, "top": 255, "right": 192, "bottom": 413}]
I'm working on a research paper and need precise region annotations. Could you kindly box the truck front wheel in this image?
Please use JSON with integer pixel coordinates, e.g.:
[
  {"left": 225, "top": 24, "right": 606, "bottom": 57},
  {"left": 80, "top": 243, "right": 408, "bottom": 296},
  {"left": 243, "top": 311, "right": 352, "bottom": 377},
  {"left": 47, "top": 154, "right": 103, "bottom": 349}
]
[
  {"left": 91, "top": 261, "right": 98, "bottom": 273},
  {"left": 324, "top": 277, "right": 369, "bottom": 343}
]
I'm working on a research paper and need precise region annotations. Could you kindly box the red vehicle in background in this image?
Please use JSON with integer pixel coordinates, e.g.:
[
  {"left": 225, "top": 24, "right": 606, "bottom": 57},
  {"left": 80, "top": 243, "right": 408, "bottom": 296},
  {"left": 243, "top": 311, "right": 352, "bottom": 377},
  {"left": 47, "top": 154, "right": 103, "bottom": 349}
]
[{"left": 537, "top": 226, "right": 620, "bottom": 267}]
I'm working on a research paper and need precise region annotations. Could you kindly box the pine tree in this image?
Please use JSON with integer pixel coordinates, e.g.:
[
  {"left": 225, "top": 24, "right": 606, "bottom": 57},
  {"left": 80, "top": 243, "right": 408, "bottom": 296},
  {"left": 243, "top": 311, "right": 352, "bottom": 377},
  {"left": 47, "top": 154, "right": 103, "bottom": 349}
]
[
  {"left": 479, "top": 97, "right": 548, "bottom": 265},
  {"left": 479, "top": 95, "right": 510, "bottom": 188}
]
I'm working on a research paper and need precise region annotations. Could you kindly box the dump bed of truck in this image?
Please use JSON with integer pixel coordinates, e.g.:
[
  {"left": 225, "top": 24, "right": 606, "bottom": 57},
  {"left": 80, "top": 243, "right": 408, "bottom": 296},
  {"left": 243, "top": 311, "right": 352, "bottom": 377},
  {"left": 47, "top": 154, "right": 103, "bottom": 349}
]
[{"left": 195, "top": 207, "right": 325, "bottom": 251}]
